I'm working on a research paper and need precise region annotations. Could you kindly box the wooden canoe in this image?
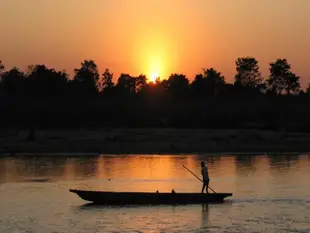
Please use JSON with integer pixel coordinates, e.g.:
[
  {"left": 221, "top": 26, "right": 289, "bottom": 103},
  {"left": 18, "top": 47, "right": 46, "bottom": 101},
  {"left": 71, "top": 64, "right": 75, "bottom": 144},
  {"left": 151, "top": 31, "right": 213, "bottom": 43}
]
[{"left": 69, "top": 189, "right": 233, "bottom": 205}]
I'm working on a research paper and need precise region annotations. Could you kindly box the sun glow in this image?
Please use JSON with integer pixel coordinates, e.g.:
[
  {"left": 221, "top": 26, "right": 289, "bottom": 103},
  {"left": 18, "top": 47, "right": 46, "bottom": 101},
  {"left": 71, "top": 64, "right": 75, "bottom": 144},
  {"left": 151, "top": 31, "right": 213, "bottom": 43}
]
[
  {"left": 133, "top": 30, "right": 177, "bottom": 84},
  {"left": 148, "top": 56, "right": 162, "bottom": 83},
  {"left": 150, "top": 72, "right": 159, "bottom": 83}
]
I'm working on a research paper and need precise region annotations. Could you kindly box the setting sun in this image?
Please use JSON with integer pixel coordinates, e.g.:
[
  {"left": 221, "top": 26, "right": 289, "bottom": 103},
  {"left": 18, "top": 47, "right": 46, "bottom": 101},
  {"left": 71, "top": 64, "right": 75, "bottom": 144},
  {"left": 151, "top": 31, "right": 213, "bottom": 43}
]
[
  {"left": 133, "top": 27, "right": 179, "bottom": 84},
  {"left": 148, "top": 56, "right": 163, "bottom": 83},
  {"left": 150, "top": 72, "right": 159, "bottom": 83}
]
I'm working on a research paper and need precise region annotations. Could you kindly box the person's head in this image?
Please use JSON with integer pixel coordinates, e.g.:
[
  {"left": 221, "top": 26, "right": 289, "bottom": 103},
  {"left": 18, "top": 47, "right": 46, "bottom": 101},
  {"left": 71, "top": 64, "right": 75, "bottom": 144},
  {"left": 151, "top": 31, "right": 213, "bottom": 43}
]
[{"left": 201, "top": 161, "right": 205, "bottom": 167}]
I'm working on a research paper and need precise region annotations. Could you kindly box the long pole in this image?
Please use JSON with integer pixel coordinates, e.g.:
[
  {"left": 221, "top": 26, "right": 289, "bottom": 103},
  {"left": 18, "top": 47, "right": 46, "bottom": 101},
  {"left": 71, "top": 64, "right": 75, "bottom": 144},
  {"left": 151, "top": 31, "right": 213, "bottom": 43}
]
[{"left": 182, "top": 165, "right": 216, "bottom": 193}]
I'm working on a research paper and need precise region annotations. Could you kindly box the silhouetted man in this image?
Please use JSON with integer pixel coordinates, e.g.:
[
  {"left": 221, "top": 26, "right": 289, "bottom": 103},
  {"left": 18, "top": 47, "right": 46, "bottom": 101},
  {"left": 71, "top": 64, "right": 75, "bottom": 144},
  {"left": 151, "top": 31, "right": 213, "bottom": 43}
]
[{"left": 201, "top": 161, "right": 210, "bottom": 193}]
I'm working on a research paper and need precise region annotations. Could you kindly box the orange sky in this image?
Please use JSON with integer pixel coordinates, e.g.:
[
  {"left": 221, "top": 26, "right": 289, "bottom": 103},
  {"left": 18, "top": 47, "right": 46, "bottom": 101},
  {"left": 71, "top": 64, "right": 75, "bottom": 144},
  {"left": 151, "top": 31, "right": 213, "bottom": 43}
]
[{"left": 1, "top": 0, "right": 310, "bottom": 87}]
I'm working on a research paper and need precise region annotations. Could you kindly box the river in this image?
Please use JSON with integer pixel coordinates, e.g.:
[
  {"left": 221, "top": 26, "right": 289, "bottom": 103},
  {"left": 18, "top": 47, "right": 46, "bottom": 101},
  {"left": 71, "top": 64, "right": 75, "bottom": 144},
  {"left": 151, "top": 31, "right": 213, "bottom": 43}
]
[{"left": 0, "top": 153, "right": 309, "bottom": 232}]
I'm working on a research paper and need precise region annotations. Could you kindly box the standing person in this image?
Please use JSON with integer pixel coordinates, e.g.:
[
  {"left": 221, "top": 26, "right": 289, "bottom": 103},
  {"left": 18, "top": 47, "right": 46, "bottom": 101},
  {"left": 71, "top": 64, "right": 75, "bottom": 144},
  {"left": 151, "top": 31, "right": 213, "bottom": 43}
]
[{"left": 201, "top": 161, "right": 210, "bottom": 193}]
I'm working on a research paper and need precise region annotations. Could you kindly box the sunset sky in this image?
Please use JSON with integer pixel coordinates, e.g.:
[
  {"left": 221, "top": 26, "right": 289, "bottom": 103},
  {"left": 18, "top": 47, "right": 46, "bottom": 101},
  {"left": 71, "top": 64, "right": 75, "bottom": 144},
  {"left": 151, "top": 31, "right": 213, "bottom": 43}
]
[{"left": 1, "top": 0, "right": 310, "bottom": 87}]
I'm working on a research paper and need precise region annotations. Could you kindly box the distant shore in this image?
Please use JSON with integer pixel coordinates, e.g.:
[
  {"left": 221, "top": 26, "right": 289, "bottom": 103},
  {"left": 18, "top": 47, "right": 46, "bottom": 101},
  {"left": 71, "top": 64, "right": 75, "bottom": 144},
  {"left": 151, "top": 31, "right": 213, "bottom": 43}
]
[{"left": 0, "top": 128, "right": 310, "bottom": 155}]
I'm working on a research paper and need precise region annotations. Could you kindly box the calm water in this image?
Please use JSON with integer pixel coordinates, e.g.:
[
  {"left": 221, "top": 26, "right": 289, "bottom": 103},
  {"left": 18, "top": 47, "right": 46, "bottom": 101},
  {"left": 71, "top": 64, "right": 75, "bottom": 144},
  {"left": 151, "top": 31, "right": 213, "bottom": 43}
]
[{"left": 0, "top": 154, "right": 309, "bottom": 233}]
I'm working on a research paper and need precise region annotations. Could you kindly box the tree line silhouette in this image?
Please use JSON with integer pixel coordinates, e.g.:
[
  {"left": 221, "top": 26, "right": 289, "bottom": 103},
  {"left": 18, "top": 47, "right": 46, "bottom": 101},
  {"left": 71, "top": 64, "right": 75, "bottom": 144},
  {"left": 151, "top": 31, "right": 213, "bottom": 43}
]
[{"left": 1, "top": 57, "right": 310, "bottom": 132}]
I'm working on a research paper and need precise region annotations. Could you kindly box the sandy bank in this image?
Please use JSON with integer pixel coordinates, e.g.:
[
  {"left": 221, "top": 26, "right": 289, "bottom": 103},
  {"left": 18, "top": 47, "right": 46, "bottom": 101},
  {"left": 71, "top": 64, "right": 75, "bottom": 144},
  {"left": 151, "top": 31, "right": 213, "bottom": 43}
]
[{"left": 0, "top": 128, "right": 310, "bottom": 155}]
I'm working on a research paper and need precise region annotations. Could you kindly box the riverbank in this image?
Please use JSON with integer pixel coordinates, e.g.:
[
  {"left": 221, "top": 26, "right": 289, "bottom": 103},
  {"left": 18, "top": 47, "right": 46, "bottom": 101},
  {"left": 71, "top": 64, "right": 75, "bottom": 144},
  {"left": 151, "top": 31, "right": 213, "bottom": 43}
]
[{"left": 1, "top": 128, "right": 310, "bottom": 155}]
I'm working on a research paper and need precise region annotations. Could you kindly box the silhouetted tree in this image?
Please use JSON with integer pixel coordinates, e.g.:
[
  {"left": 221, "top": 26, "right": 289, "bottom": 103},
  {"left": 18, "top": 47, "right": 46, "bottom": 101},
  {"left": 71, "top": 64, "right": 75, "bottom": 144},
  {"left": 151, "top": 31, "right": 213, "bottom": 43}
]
[
  {"left": 166, "top": 73, "right": 189, "bottom": 97},
  {"left": 142, "top": 77, "right": 167, "bottom": 97},
  {"left": 0, "top": 60, "right": 4, "bottom": 93},
  {"left": 306, "top": 81, "right": 310, "bottom": 95},
  {"left": 72, "top": 60, "right": 100, "bottom": 94},
  {"left": 160, "top": 79, "right": 169, "bottom": 91},
  {"left": 0, "top": 60, "right": 4, "bottom": 75},
  {"left": 285, "top": 73, "right": 300, "bottom": 95},
  {"left": 190, "top": 74, "right": 205, "bottom": 97},
  {"left": 234, "top": 57, "right": 263, "bottom": 89},
  {"left": 26, "top": 65, "right": 68, "bottom": 96},
  {"left": 1, "top": 56, "right": 310, "bottom": 132},
  {"left": 116, "top": 73, "right": 136, "bottom": 95},
  {"left": 0, "top": 67, "right": 25, "bottom": 95},
  {"left": 203, "top": 68, "right": 225, "bottom": 97},
  {"left": 100, "top": 68, "right": 114, "bottom": 92},
  {"left": 190, "top": 68, "right": 225, "bottom": 98},
  {"left": 136, "top": 74, "right": 147, "bottom": 93},
  {"left": 266, "top": 59, "right": 300, "bottom": 95}
]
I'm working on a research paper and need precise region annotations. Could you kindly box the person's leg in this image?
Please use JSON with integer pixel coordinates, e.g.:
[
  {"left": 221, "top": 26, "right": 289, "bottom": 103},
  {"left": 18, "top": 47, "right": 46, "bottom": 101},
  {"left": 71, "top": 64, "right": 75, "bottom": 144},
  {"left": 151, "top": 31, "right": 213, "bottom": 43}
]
[
  {"left": 206, "top": 179, "right": 210, "bottom": 193},
  {"left": 201, "top": 183, "right": 206, "bottom": 193}
]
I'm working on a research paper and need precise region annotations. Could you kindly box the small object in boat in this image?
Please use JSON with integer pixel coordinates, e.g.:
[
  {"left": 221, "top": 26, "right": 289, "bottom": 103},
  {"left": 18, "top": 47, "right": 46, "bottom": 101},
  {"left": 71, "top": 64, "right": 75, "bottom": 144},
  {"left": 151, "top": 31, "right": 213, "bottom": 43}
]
[
  {"left": 172, "top": 189, "right": 176, "bottom": 194},
  {"left": 156, "top": 190, "right": 159, "bottom": 193}
]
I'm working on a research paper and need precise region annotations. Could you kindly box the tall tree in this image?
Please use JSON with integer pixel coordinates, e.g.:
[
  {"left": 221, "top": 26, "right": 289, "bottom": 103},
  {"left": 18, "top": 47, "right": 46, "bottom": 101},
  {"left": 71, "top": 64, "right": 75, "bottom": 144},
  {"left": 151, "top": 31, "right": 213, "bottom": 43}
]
[
  {"left": 285, "top": 73, "right": 300, "bottom": 95},
  {"left": 0, "top": 67, "right": 25, "bottom": 95},
  {"left": 167, "top": 73, "right": 189, "bottom": 97},
  {"left": 234, "top": 57, "right": 263, "bottom": 88},
  {"left": 116, "top": 73, "right": 136, "bottom": 94},
  {"left": 73, "top": 60, "right": 100, "bottom": 94},
  {"left": 27, "top": 65, "right": 68, "bottom": 96},
  {"left": 100, "top": 68, "right": 114, "bottom": 92},
  {"left": 191, "top": 68, "right": 225, "bottom": 97},
  {"left": 203, "top": 68, "right": 225, "bottom": 97},
  {"left": 267, "top": 59, "right": 300, "bottom": 95},
  {"left": 136, "top": 74, "right": 147, "bottom": 93},
  {"left": 190, "top": 74, "right": 205, "bottom": 97}
]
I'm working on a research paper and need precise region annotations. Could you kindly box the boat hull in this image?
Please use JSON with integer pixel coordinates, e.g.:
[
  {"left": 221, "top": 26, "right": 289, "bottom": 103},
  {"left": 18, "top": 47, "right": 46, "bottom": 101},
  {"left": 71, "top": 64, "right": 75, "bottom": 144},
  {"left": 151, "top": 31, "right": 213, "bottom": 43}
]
[{"left": 69, "top": 189, "right": 233, "bottom": 205}]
